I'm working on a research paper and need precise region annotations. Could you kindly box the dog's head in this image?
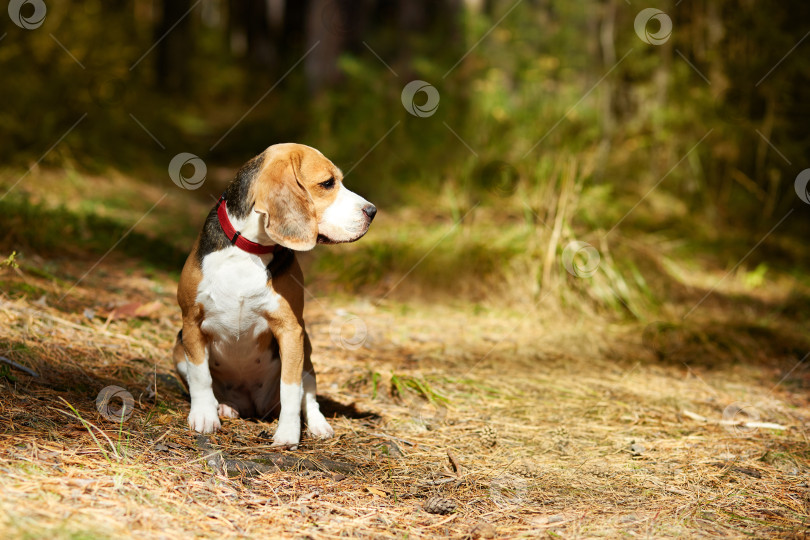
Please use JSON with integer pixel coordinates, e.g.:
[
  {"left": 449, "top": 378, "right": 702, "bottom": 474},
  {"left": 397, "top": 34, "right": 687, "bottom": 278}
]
[{"left": 250, "top": 143, "right": 376, "bottom": 251}]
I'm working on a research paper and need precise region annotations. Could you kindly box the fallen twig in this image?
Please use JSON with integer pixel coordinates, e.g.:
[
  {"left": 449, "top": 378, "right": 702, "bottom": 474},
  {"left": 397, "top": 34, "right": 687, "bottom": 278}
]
[
  {"left": 710, "top": 462, "right": 763, "bottom": 478},
  {"left": 368, "top": 431, "right": 416, "bottom": 447},
  {"left": 10, "top": 304, "right": 141, "bottom": 344},
  {"left": 0, "top": 356, "right": 38, "bottom": 377},
  {"left": 682, "top": 409, "right": 787, "bottom": 430}
]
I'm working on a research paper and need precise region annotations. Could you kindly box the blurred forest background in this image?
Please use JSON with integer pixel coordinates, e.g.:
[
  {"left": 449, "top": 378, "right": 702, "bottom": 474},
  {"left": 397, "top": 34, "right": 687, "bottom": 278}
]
[
  {"left": 3, "top": 3, "right": 810, "bottom": 536},
  {"left": 1, "top": 0, "right": 809, "bottom": 317}
]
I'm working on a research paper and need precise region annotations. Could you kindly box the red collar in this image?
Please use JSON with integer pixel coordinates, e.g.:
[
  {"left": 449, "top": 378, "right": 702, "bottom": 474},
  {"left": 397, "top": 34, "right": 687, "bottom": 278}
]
[{"left": 216, "top": 195, "right": 281, "bottom": 255}]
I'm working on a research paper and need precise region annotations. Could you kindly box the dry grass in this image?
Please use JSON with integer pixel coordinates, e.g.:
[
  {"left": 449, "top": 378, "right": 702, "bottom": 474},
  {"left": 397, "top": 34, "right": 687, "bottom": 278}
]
[
  {"left": 1, "top": 245, "right": 809, "bottom": 539},
  {"left": 1, "top": 164, "right": 809, "bottom": 538}
]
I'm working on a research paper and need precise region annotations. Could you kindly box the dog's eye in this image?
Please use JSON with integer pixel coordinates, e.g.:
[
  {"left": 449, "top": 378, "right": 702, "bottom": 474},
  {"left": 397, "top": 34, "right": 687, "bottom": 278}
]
[{"left": 320, "top": 178, "right": 335, "bottom": 189}]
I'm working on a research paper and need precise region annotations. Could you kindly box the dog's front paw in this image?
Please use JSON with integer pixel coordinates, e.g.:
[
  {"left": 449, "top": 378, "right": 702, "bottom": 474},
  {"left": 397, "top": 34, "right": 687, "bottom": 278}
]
[
  {"left": 306, "top": 413, "right": 334, "bottom": 439},
  {"left": 272, "top": 416, "right": 301, "bottom": 449},
  {"left": 188, "top": 405, "right": 221, "bottom": 433}
]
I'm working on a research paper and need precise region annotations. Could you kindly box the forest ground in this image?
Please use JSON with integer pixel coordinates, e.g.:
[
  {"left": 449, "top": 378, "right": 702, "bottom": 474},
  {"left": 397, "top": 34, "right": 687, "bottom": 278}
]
[{"left": 0, "top": 168, "right": 809, "bottom": 539}]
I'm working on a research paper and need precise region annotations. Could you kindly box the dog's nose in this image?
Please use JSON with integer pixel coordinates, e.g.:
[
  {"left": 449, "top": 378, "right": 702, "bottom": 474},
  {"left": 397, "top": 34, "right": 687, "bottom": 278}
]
[{"left": 363, "top": 204, "right": 377, "bottom": 222}]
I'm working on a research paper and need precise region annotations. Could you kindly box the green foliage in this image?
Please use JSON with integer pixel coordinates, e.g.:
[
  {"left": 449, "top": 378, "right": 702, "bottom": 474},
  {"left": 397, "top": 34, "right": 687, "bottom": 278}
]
[
  {"left": 0, "top": 193, "right": 186, "bottom": 271},
  {"left": 390, "top": 373, "right": 449, "bottom": 406},
  {"left": 2, "top": 0, "right": 805, "bottom": 222},
  {"left": 1, "top": 251, "right": 19, "bottom": 270},
  {"left": 742, "top": 262, "right": 768, "bottom": 290},
  {"left": 0, "top": 364, "right": 17, "bottom": 383},
  {"left": 1, "top": 0, "right": 807, "bottom": 320}
]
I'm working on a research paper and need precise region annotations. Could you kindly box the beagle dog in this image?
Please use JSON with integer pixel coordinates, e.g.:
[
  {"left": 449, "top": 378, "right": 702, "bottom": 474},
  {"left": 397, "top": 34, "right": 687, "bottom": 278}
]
[{"left": 173, "top": 143, "right": 376, "bottom": 447}]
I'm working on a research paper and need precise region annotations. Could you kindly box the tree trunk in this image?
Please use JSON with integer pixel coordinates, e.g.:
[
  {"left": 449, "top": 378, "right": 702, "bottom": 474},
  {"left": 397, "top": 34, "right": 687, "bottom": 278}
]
[
  {"left": 304, "top": 0, "right": 346, "bottom": 95},
  {"left": 155, "top": 0, "right": 194, "bottom": 93}
]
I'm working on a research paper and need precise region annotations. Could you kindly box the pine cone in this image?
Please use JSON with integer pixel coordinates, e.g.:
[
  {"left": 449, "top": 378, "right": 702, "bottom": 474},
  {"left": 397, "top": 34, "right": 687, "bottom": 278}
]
[
  {"left": 480, "top": 425, "right": 497, "bottom": 447},
  {"left": 424, "top": 496, "right": 456, "bottom": 515}
]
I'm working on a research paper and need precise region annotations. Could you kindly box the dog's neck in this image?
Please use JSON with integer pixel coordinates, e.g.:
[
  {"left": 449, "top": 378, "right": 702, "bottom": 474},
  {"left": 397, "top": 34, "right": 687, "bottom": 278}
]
[{"left": 225, "top": 205, "right": 278, "bottom": 253}]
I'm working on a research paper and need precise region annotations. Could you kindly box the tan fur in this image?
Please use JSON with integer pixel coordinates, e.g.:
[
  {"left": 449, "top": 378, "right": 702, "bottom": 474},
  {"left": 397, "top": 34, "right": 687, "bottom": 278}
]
[
  {"left": 251, "top": 144, "right": 342, "bottom": 234},
  {"left": 265, "top": 256, "right": 307, "bottom": 385},
  {"left": 174, "top": 238, "right": 206, "bottom": 372},
  {"left": 252, "top": 154, "right": 318, "bottom": 251}
]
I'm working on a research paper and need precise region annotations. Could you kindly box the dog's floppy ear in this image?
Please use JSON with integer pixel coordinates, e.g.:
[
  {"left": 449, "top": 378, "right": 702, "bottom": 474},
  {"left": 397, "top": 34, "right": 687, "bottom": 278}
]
[{"left": 253, "top": 155, "right": 318, "bottom": 251}]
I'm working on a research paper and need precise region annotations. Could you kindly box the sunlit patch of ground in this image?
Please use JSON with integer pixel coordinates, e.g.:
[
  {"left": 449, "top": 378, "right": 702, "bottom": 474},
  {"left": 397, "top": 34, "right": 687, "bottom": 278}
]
[{"left": 0, "top": 244, "right": 808, "bottom": 539}]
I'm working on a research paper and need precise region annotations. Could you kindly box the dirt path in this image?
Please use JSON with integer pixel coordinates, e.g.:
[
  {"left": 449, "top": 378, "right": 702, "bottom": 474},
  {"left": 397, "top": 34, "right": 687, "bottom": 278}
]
[{"left": 0, "top": 253, "right": 809, "bottom": 539}]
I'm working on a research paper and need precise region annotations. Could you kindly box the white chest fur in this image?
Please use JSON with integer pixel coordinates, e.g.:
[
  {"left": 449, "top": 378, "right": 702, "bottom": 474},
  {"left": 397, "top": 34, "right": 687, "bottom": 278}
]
[
  {"left": 194, "top": 246, "right": 283, "bottom": 418},
  {"left": 197, "top": 246, "right": 280, "bottom": 358}
]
